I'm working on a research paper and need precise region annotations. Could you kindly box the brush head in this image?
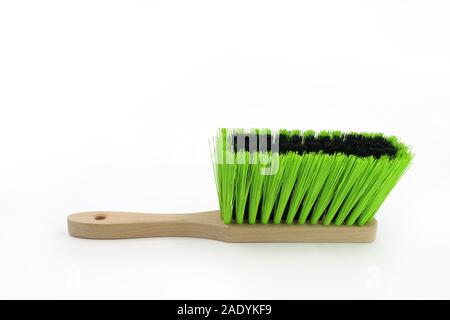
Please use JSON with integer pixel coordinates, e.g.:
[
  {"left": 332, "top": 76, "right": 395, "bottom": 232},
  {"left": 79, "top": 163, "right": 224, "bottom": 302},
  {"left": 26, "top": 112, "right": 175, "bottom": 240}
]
[{"left": 211, "top": 129, "right": 413, "bottom": 226}]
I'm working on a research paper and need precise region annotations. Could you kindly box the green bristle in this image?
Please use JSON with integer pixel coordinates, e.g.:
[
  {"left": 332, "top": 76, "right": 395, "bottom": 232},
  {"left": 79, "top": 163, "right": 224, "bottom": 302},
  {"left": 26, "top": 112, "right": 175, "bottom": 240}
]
[
  {"left": 345, "top": 157, "right": 395, "bottom": 225},
  {"left": 211, "top": 128, "right": 413, "bottom": 226},
  {"left": 285, "top": 153, "right": 317, "bottom": 224},
  {"left": 261, "top": 156, "right": 286, "bottom": 224},
  {"left": 234, "top": 151, "right": 251, "bottom": 224},
  {"left": 215, "top": 162, "right": 236, "bottom": 224},
  {"left": 298, "top": 154, "right": 334, "bottom": 224},
  {"left": 273, "top": 153, "right": 302, "bottom": 224},
  {"left": 333, "top": 158, "right": 382, "bottom": 225},
  {"left": 309, "top": 154, "right": 348, "bottom": 224},
  {"left": 248, "top": 153, "right": 265, "bottom": 224},
  {"left": 322, "top": 156, "right": 362, "bottom": 225}
]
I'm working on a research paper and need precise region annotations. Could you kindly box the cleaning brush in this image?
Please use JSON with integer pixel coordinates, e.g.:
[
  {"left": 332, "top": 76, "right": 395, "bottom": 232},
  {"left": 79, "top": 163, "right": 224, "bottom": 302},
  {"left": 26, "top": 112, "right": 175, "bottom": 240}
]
[{"left": 68, "top": 128, "right": 413, "bottom": 242}]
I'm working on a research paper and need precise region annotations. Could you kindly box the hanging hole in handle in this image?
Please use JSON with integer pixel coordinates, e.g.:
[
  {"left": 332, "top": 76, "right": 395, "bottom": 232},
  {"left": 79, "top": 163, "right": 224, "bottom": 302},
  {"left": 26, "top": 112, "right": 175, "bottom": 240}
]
[{"left": 95, "top": 215, "right": 106, "bottom": 221}]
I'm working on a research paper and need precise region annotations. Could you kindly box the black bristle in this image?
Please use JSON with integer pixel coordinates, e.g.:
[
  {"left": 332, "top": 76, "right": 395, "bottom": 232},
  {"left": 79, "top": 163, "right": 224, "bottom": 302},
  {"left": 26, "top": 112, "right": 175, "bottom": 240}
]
[{"left": 232, "top": 132, "right": 398, "bottom": 158}]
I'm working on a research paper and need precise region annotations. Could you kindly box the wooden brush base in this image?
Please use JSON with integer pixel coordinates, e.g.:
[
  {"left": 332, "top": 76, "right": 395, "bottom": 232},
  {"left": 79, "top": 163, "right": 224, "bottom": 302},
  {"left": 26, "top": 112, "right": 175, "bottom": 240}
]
[{"left": 68, "top": 210, "right": 376, "bottom": 243}]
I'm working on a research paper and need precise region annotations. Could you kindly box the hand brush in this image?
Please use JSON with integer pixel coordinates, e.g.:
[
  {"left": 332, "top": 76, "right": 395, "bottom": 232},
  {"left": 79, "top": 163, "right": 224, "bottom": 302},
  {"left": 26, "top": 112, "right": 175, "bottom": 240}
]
[{"left": 68, "top": 128, "right": 413, "bottom": 242}]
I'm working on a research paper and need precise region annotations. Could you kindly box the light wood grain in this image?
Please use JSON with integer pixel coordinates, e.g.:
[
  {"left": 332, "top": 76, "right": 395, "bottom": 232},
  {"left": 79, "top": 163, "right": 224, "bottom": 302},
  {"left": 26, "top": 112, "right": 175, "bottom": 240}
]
[{"left": 68, "top": 210, "right": 376, "bottom": 243}]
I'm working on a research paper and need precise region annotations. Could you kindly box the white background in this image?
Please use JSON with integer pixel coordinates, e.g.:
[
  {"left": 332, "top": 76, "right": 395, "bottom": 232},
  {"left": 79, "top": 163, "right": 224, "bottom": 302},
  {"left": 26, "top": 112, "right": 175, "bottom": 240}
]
[{"left": 1, "top": 0, "right": 449, "bottom": 299}]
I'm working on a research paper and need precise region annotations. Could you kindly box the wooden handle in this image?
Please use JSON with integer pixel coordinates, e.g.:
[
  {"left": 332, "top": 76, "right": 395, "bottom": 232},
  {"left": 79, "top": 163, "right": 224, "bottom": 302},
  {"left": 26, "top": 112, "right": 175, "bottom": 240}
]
[
  {"left": 68, "top": 210, "right": 227, "bottom": 240},
  {"left": 68, "top": 210, "right": 377, "bottom": 242}
]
